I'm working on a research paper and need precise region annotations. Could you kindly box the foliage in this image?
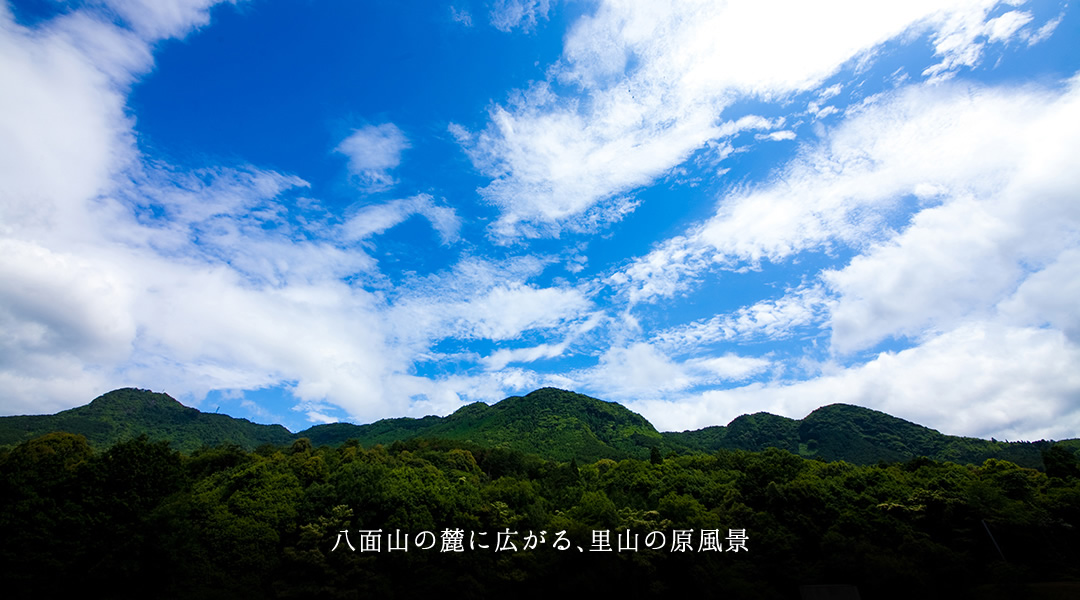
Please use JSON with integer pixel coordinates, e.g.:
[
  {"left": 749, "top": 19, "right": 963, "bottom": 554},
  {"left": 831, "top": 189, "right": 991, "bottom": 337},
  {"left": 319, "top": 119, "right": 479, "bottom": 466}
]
[{"left": 2, "top": 432, "right": 1078, "bottom": 599}]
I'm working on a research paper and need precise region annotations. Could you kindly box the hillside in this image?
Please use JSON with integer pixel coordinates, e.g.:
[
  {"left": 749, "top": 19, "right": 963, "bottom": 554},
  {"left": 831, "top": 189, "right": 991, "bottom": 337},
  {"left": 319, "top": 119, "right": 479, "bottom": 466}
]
[
  {"left": 1, "top": 387, "right": 1074, "bottom": 467},
  {"left": 664, "top": 402, "right": 1054, "bottom": 468},
  {"left": 302, "top": 387, "right": 665, "bottom": 461},
  {"left": 0, "top": 388, "right": 293, "bottom": 453}
]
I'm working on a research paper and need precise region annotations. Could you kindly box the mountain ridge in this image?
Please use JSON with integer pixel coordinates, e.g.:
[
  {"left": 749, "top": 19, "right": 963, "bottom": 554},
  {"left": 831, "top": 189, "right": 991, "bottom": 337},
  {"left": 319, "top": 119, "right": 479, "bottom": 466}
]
[{"left": 0, "top": 387, "right": 1073, "bottom": 467}]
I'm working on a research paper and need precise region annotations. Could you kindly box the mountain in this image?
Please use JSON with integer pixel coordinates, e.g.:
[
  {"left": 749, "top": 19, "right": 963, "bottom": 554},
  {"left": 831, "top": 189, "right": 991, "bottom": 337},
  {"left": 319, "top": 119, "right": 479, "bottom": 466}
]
[
  {"left": 663, "top": 402, "right": 1055, "bottom": 468},
  {"left": 1, "top": 387, "right": 1074, "bottom": 468},
  {"left": 302, "top": 387, "right": 665, "bottom": 462},
  {"left": 0, "top": 388, "right": 293, "bottom": 453}
]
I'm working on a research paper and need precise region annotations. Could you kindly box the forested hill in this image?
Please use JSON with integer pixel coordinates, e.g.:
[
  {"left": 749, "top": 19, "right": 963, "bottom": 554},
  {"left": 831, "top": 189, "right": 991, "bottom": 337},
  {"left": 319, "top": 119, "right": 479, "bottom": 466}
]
[
  {"left": 301, "top": 387, "right": 665, "bottom": 461},
  {"left": 0, "top": 387, "right": 1075, "bottom": 467},
  {"left": 664, "top": 403, "right": 1070, "bottom": 468},
  {"left": 0, "top": 388, "right": 293, "bottom": 453}
]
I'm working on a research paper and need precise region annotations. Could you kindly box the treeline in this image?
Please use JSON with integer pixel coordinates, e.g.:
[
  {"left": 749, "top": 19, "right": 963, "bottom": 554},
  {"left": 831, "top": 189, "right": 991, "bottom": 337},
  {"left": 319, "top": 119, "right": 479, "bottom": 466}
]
[{"left": 2, "top": 433, "right": 1079, "bottom": 599}]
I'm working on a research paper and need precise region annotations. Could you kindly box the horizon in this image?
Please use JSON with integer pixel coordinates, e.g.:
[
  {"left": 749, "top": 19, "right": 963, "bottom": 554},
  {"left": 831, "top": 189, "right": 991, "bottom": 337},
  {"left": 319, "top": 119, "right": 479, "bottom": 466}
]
[
  {"left": 2, "top": 0, "right": 1079, "bottom": 440},
  {"left": 20, "top": 385, "right": 1063, "bottom": 443}
]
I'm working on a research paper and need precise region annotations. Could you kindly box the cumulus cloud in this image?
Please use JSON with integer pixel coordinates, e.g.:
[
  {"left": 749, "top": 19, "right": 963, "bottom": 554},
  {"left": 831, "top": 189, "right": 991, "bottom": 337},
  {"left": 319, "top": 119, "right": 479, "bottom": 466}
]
[
  {"left": 629, "top": 323, "right": 1080, "bottom": 441},
  {"left": 606, "top": 70, "right": 1080, "bottom": 440},
  {"left": 997, "top": 248, "right": 1080, "bottom": 342},
  {"left": 0, "top": 12, "right": 143, "bottom": 233},
  {"left": 0, "top": 3, "right": 224, "bottom": 413},
  {"left": 0, "top": 1, "right": 566, "bottom": 425},
  {"left": 335, "top": 123, "right": 411, "bottom": 192},
  {"left": 572, "top": 342, "right": 771, "bottom": 401},
  {"left": 822, "top": 78, "right": 1080, "bottom": 352},
  {"left": 3, "top": 0, "right": 1075, "bottom": 443}
]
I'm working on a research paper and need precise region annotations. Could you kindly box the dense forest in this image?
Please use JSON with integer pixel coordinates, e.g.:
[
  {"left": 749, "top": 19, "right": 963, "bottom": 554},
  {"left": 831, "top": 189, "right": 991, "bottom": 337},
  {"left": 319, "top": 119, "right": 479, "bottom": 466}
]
[{"left": 2, "top": 431, "right": 1079, "bottom": 599}]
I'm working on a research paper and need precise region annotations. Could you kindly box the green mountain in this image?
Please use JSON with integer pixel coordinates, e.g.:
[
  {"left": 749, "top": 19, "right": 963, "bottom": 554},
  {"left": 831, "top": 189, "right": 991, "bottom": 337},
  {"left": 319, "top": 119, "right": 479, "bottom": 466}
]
[
  {"left": 0, "top": 388, "right": 293, "bottom": 453},
  {"left": 302, "top": 387, "right": 665, "bottom": 462},
  {"left": 1, "top": 387, "right": 1074, "bottom": 468},
  {"left": 663, "top": 402, "right": 1057, "bottom": 468}
]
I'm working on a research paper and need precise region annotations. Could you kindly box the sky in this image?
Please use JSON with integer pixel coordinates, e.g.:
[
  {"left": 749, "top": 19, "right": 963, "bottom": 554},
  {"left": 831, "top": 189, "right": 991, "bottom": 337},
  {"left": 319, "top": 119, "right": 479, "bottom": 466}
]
[{"left": 2, "top": 0, "right": 1079, "bottom": 440}]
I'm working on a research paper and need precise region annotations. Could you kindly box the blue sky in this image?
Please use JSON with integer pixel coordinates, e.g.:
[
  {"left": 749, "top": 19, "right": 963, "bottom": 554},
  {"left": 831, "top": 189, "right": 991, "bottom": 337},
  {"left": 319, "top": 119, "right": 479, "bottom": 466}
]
[{"left": 2, "top": 0, "right": 1079, "bottom": 440}]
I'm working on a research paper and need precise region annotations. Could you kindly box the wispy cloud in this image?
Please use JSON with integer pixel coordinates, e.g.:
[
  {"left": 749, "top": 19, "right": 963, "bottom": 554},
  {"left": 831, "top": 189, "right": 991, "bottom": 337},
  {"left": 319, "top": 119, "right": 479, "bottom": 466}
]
[
  {"left": 613, "top": 77, "right": 1080, "bottom": 337},
  {"left": 489, "top": 0, "right": 551, "bottom": 33},
  {"left": 2, "top": 0, "right": 1075, "bottom": 443},
  {"left": 459, "top": 0, "right": 1039, "bottom": 240},
  {"left": 342, "top": 194, "right": 461, "bottom": 245},
  {"left": 102, "top": 0, "right": 232, "bottom": 40},
  {"left": 922, "top": 7, "right": 1036, "bottom": 81},
  {"left": 387, "top": 257, "right": 594, "bottom": 346},
  {"left": 450, "top": 6, "right": 473, "bottom": 27},
  {"left": 481, "top": 312, "right": 603, "bottom": 370},
  {"left": 651, "top": 286, "right": 830, "bottom": 352}
]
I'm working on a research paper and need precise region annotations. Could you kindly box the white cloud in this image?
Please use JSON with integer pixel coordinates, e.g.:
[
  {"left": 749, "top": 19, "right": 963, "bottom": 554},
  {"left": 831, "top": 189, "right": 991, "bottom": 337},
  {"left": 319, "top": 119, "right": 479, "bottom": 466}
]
[
  {"left": 759, "top": 130, "right": 797, "bottom": 141},
  {"left": 572, "top": 342, "right": 770, "bottom": 401},
  {"left": 450, "top": 6, "right": 473, "bottom": 27},
  {"left": 0, "top": 3, "right": 304, "bottom": 417},
  {"left": 102, "top": 0, "right": 231, "bottom": 40},
  {"left": 481, "top": 312, "right": 603, "bottom": 370},
  {"left": 1024, "top": 11, "right": 1063, "bottom": 45},
  {"left": 489, "top": 0, "right": 551, "bottom": 33},
  {"left": 460, "top": 0, "right": 1040, "bottom": 239},
  {"left": 0, "top": 354, "right": 110, "bottom": 417},
  {"left": 393, "top": 280, "right": 592, "bottom": 344},
  {"left": 0, "top": 189, "right": 409, "bottom": 423},
  {"left": 378, "top": 257, "right": 596, "bottom": 379},
  {"left": 459, "top": 285, "right": 591, "bottom": 340},
  {"left": 986, "top": 10, "right": 1033, "bottom": 41},
  {"left": 0, "top": 12, "right": 144, "bottom": 236},
  {"left": 304, "top": 411, "right": 339, "bottom": 424},
  {"left": 997, "top": 248, "right": 1080, "bottom": 341},
  {"left": 483, "top": 342, "right": 569, "bottom": 371},
  {"left": 342, "top": 194, "right": 461, "bottom": 245},
  {"left": 630, "top": 323, "right": 1080, "bottom": 441},
  {"left": 0, "top": 4, "right": 464, "bottom": 425},
  {"left": 0, "top": 239, "right": 136, "bottom": 364},
  {"left": 652, "top": 286, "right": 829, "bottom": 351},
  {"left": 115, "top": 261, "right": 402, "bottom": 422},
  {"left": 335, "top": 123, "right": 410, "bottom": 192},
  {"left": 3, "top": 0, "right": 1075, "bottom": 443},
  {"left": 615, "top": 77, "right": 1080, "bottom": 324},
  {"left": 825, "top": 196, "right": 1021, "bottom": 353},
  {"left": 688, "top": 354, "right": 773, "bottom": 381},
  {"left": 582, "top": 343, "right": 695, "bottom": 397},
  {"left": 379, "top": 365, "right": 571, "bottom": 420},
  {"left": 923, "top": 7, "right": 1037, "bottom": 81},
  {"left": 823, "top": 78, "right": 1080, "bottom": 352},
  {"left": 606, "top": 69, "right": 1080, "bottom": 440}
]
